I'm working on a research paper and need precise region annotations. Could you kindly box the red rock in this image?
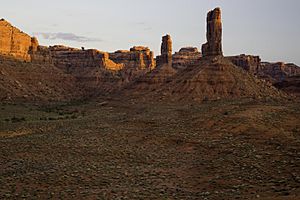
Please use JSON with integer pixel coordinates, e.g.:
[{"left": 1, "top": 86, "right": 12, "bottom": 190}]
[
  {"left": 228, "top": 54, "right": 261, "bottom": 73},
  {"left": 156, "top": 34, "right": 172, "bottom": 66},
  {"left": 49, "top": 45, "right": 123, "bottom": 71},
  {"left": 172, "top": 47, "right": 202, "bottom": 69},
  {"left": 109, "top": 46, "right": 155, "bottom": 70},
  {"left": 258, "top": 62, "right": 300, "bottom": 83},
  {"left": 202, "top": 8, "right": 223, "bottom": 57},
  {"left": 0, "top": 19, "right": 38, "bottom": 61}
]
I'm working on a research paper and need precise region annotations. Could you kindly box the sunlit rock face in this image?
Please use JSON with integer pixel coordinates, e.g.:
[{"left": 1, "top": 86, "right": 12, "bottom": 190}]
[
  {"left": 0, "top": 19, "right": 38, "bottom": 61},
  {"left": 202, "top": 8, "right": 223, "bottom": 57},
  {"left": 109, "top": 46, "right": 155, "bottom": 71}
]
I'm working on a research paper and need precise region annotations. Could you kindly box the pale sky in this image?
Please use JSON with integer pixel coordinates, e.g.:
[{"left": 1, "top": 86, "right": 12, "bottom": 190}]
[{"left": 1, "top": 0, "right": 300, "bottom": 65}]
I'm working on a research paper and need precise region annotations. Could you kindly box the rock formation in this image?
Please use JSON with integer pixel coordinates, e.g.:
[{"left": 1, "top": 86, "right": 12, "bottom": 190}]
[
  {"left": 30, "top": 46, "right": 53, "bottom": 64},
  {"left": 0, "top": 19, "right": 38, "bottom": 61},
  {"left": 156, "top": 34, "right": 173, "bottom": 66},
  {"left": 49, "top": 45, "right": 123, "bottom": 71},
  {"left": 109, "top": 46, "right": 155, "bottom": 83},
  {"left": 202, "top": 8, "right": 223, "bottom": 57},
  {"left": 258, "top": 62, "right": 300, "bottom": 83},
  {"left": 109, "top": 46, "right": 155, "bottom": 70},
  {"left": 172, "top": 47, "right": 202, "bottom": 69},
  {"left": 228, "top": 54, "right": 300, "bottom": 84},
  {"left": 0, "top": 12, "right": 298, "bottom": 101},
  {"left": 228, "top": 54, "right": 261, "bottom": 73}
]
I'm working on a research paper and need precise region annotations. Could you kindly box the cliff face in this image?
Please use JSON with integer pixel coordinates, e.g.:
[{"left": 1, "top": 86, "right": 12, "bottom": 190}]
[
  {"left": 109, "top": 46, "right": 155, "bottom": 82},
  {"left": 258, "top": 62, "right": 300, "bottom": 83},
  {"left": 49, "top": 45, "right": 123, "bottom": 71},
  {"left": 202, "top": 8, "right": 223, "bottom": 57},
  {"left": 228, "top": 54, "right": 261, "bottom": 73},
  {"left": 228, "top": 54, "right": 300, "bottom": 83},
  {"left": 156, "top": 35, "right": 173, "bottom": 67},
  {"left": 109, "top": 46, "right": 154, "bottom": 70},
  {"left": 0, "top": 19, "right": 38, "bottom": 61},
  {"left": 172, "top": 47, "right": 202, "bottom": 70}
]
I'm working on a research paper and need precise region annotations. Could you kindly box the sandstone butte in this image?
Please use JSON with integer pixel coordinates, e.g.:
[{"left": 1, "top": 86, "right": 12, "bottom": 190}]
[
  {"left": 0, "top": 19, "right": 39, "bottom": 61},
  {"left": 0, "top": 8, "right": 300, "bottom": 101}
]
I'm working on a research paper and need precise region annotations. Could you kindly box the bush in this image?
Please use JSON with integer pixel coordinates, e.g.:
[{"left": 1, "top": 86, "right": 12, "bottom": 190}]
[{"left": 11, "top": 116, "right": 26, "bottom": 123}]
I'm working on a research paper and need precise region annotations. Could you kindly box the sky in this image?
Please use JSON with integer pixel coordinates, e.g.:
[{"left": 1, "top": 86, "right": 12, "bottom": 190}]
[{"left": 1, "top": 0, "right": 300, "bottom": 65}]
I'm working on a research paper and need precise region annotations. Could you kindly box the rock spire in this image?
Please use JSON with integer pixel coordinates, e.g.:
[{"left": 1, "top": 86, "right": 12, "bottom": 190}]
[{"left": 202, "top": 7, "right": 223, "bottom": 57}]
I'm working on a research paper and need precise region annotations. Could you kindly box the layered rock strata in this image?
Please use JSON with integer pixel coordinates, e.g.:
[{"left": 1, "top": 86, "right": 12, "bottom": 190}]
[
  {"left": 258, "top": 62, "right": 300, "bottom": 83},
  {"left": 109, "top": 46, "right": 155, "bottom": 71},
  {"left": 49, "top": 45, "right": 123, "bottom": 71},
  {"left": 172, "top": 47, "right": 202, "bottom": 69},
  {"left": 228, "top": 54, "right": 261, "bottom": 73},
  {"left": 0, "top": 19, "right": 38, "bottom": 61}
]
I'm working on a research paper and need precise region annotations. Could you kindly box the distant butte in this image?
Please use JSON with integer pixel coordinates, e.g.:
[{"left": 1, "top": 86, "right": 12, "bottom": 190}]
[{"left": 0, "top": 8, "right": 300, "bottom": 101}]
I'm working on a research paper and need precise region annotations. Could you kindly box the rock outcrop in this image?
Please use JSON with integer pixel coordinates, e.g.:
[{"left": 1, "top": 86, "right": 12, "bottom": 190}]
[
  {"left": 228, "top": 54, "right": 300, "bottom": 96},
  {"left": 156, "top": 34, "right": 173, "bottom": 66},
  {"left": 228, "top": 54, "right": 261, "bottom": 73},
  {"left": 202, "top": 8, "right": 223, "bottom": 57},
  {"left": 30, "top": 46, "right": 53, "bottom": 64},
  {"left": 0, "top": 19, "right": 38, "bottom": 61},
  {"left": 109, "top": 46, "right": 154, "bottom": 71},
  {"left": 109, "top": 46, "right": 155, "bottom": 82},
  {"left": 228, "top": 54, "right": 300, "bottom": 83},
  {"left": 49, "top": 45, "right": 123, "bottom": 71},
  {"left": 172, "top": 47, "right": 202, "bottom": 69},
  {"left": 258, "top": 62, "right": 300, "bottom": 83}
]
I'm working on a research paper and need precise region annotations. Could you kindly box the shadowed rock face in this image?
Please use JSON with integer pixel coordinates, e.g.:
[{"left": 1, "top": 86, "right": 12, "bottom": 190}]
[
  {"left": 202, "top": 8, "right": 223, "bottom": 57},
  {"left": 228, "top": 54, "right": 261, "bottom": 73},
  {"left": 228, "top": 54, "right": 300, "bottom": 84},
  {"left": 172, "top": 47, "right": 202, "bottom": 69},
  {"left": 156, "top": 34, "right": 172, "bottom": 66}
]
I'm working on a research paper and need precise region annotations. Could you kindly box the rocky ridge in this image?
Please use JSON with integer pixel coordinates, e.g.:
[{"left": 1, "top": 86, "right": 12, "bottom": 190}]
[
  {"left": 0, "top": 8, "right": 299, "bottom": 102},
  {"left": 228, "top": 54, "right": 300, "bottom": 86}
]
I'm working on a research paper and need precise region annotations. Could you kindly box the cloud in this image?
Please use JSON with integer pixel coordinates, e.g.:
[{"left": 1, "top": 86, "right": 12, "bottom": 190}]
[
  {"left": 135, "top": 22, "right": 152, "bottom": 32},
  {"left": 136, "top": 22, "right": 146, "bottom": 25},
  {"left": 34, "top": 32, "right": 102, "bottom": 42}
]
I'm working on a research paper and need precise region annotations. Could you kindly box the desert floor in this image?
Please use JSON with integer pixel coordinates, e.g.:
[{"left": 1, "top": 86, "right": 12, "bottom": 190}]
[{"left": 0, "top": 98, "right": 299, "bottom": 199}]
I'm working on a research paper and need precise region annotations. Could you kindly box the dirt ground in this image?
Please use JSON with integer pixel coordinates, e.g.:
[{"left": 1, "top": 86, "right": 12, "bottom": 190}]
[{"left": 0, "top": 97, "right": 299, "bottom": 199}]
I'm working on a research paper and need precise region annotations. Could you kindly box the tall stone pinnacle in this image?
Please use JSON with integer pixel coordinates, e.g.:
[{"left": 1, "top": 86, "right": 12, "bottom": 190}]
[
  {"left": 202, "top": 7, "right": 223, "bottom": 57},
  {"left": 157, "top": 34, "right": 173, "bottom": 66}
]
